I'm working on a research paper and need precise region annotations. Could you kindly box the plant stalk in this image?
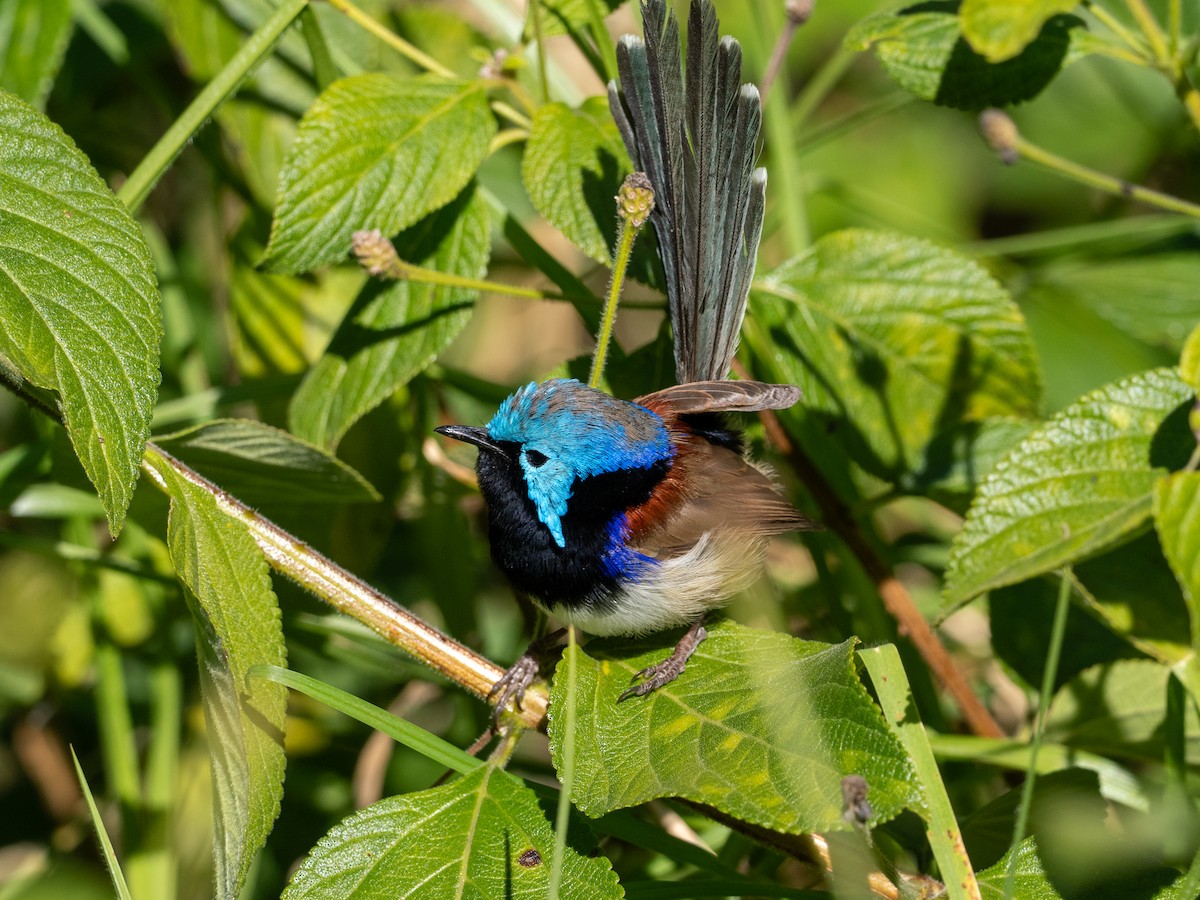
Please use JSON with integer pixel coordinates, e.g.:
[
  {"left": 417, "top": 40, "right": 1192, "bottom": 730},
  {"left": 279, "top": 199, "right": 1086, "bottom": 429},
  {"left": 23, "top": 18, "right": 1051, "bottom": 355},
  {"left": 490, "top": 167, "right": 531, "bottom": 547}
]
[
  {"left": 324, "top": 0, "right": 454, "bottom": 77},
  {"left": 140, "top": 443, "right": 548, "bottom": 729},
  {"left": 1003, "top": 569, "right": 1073, "bottom": 899},
  {"left": 589, "top": 173, "right": 653, "bottom": 389},
  {"left": 118, "top": 0, "right": 308, "bottom": 213}
]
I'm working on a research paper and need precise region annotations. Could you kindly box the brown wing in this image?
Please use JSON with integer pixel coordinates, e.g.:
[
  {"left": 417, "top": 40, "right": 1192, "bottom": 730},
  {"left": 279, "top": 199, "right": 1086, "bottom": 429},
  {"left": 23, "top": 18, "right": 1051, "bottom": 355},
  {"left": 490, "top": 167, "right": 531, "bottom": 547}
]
[
  {"left": 635, "top": 380, "right": 801, "bottom": 415},
  {"left": 631, "top": 439, "right": 817, "bottom": 559}
]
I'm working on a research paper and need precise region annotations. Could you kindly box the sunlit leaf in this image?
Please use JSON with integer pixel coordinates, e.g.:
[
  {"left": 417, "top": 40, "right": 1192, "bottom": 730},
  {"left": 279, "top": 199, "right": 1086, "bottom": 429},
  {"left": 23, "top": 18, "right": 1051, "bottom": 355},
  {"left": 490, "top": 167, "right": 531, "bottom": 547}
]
[
  {"left": 1155, "top": 471, "right": 1200, "bottom": 650},
  {"left": 1071, "top": 531, "right": 1191, "bottom": 665},
  {"left": 846, "top": 3, "right": 1086, "bottom": 109},
  {"left": 288, "top": 185, "right": 489, "bottom": 449},
  {"left": 148, "top": 450, "right": 287, "bottom": 900},
  {"left": 263, "top": 73, "right": 495, "bottom": 273},
  {"left": 1044, "top": 659, "right": 1200, "bottom": 764},
  {"left": 1180, "top": 324, "right": 1200, "bottom": 389},
  {"left": 0, "top": 91, "right": 161, "bottom": 535},
  {"left": 284, "top": 767, "right": 623, "bottom": 899},
  {"left": 749, "top": 229, "right": 1040, "bottom": 480},
  {"left": 523, "top": 98, "right": 630, "bottom": 264},
  {"left": 550, "top": 621, "right": 921, "bottom": 832},
  {"left": 943, "top": 369, "right": 1194, "bottom": 607},
  {"left": 975, "top": 836, "right": 1063, "bottom": 899},
  {"left": 960, "top": 0, "right": 1080, "bottom": 62},
  {"left": 531, "top": 0, "right": 622, "bottom": 39}
]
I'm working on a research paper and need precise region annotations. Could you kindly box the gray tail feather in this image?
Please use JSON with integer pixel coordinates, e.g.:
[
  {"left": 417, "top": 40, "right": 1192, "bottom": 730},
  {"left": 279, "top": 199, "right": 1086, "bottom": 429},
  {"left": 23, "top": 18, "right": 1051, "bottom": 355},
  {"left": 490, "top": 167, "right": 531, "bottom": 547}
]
[{"left": 609, "top": 0, "right": 765, "bottom": 384}]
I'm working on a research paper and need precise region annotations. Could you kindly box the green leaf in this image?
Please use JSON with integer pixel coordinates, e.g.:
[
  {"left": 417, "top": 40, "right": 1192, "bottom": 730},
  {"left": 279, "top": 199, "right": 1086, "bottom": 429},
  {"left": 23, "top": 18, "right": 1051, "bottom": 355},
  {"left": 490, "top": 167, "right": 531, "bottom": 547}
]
[
  {"left": 153, "top": 419, "right": 380, "bottom": 507},
  {"left": 288, "top": 185, "right": 489, "bottom": 449},
  {"left": 906, "top": 417, "right": 1036, "bottom": 507},
  {"left": 943, "top": 369, "right": 1194, "bottom": 607},
  {"left": 72, "top": 747, "right": 134, "bottom": 900},
  {"left": 846, "top": 3, "right": 1086, "bottom": 109},
  {"left": 1181, "top": 324, "right": 1200, "bottom": 390},
  {"left": 252, "top": 664, "right": 480, "bottom": 775},
  {"left": 1032, "top": 254, "right": 1200, "bottom": 353},
  {"left": 522, "top": 98, "right": 629, "bottom": 264},
  {"left": 0, "top": 0, "right": 72, "bottom": 107},
  {"left": 977, "top": 833, "right": 1196, "bottom": 899},
  {"left": 960, "top": 0, "right": 1080, "bottom": 62},
  {"left": 0, "top": 91, "right": 161, "bottom": 535},
  {"left": 1044, "top": 659, "right": 1200, "bottom": 764},
  {"left": 148, "top": 450, "right": 287, "bottom": 900},
  {"left": 549, "top": 621, "right": 921, "bottom": 832},
  {"left": 1155, "top": 472, "right": 1200, "bottom": 651},
  {"left": 263, "top": 73, "right": 496, "bottom": 274},
  {"left": 532, "top": 0, "right": 623, "bottom": 39},
  {"left": 284, "top": 767, "right": 623, "bottom": 899},
  {"left": 975, "top": 836, "right": 1061, "bottom": 899},
  {"left": 749, "top": 229, "right": 1040, "bottom": 480},
  {"left": 1070, "top": 531, "right": 1192, "bottom": 665}
]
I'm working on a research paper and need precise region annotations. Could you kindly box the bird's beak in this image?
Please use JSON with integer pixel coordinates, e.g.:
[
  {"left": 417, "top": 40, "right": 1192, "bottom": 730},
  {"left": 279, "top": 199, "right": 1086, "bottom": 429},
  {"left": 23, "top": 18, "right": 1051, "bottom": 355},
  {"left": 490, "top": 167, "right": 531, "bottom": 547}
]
[{"left": 434, "top": 424, "right": 503, "bottom": 454}]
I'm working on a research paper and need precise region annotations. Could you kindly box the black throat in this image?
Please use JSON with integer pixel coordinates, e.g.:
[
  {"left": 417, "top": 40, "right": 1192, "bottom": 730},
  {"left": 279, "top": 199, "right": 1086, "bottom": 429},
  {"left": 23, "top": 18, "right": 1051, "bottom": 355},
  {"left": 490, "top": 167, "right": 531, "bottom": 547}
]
[{"left": 473, "top": 444, "right": 671, "bottom": 609}]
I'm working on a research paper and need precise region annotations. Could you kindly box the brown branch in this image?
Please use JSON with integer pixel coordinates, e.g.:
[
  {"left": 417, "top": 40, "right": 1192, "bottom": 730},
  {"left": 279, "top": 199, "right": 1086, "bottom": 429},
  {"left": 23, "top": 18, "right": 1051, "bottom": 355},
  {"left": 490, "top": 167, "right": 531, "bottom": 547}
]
[
  {"left": 756, "top": 407, "right": 1004, "bottom": 739},
  {"left": 141, "top": 443, "right": 549, "bottom": 729}
]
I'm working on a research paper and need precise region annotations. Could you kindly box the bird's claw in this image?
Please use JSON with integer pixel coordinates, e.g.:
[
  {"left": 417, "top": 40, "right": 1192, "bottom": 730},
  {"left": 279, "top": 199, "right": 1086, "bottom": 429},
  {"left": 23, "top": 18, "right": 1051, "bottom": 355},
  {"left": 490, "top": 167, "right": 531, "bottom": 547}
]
[
  {"left": 487, "top": 654, "right": 540, "bottom": 728},
  {"left": 487, "top": 628, "right": 567, "bottom": 728},
  {"left": 618, "top": 622, "right": 707, "bottom": 702}
]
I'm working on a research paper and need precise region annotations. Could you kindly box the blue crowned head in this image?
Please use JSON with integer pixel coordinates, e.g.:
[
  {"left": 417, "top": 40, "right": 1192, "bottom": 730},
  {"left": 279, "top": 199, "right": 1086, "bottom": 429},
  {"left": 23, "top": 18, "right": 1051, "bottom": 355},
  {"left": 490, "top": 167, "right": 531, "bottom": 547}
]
[{"left": 486, "top": 379, "right": 674, "bottom": 547}]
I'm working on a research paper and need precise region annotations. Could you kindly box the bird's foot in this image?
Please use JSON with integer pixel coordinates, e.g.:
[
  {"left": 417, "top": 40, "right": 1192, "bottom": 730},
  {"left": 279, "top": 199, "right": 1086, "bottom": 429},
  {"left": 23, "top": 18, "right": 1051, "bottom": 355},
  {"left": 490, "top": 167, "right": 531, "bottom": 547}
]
[
  {"left": 618, "top": 620, "right": 708, "bottom": 702},
  {"left": 487, "top": 628, "right": 567, "bottom": 727}
]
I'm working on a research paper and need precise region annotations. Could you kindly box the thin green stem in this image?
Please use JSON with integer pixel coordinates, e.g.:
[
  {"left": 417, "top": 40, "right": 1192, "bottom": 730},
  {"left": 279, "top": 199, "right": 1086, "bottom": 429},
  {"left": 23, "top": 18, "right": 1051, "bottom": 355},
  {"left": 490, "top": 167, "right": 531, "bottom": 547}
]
[
  {"left": 325, "top": 0, "right": 454, "bottom": 78},
  {"left": 1125, "top": 0, "right": 1173, "bottom": 72},
  {"left": 1085, "top": 2, "right": 1152, "bottom": 59},
  {"left": 1181, "top": 87, "right": 1200, "bottom": 136},
  {"left": 548, "top": 626, "right": 578, "bottom": 900},
  {"left": 588, "top": 216, "right": 638, "bottom": 388},
  {"left": 70, "top": 0, "right": 129, "bottom": 64},
  {"left": 792, "top": 46, "right": 855, "bottom": 130},
  {"left": 354, "top": 234, "right": 565, "bottom": 301},
  {"left": 1168, "top": 0, "right": 1181, "bottom": 57},
  {"left": 1015, "top": 133, "right": 1200, "bottom": 218},
  {"left": 117, "top": 0, "right": 308, "bottom": 213},
  {"left": 528, "top": 0, "right": 549, "bottom": 103},
  {"left": 795, "top": 93, "right": 913, "bottom": 157},
  {"left": 488, "top": 127, "right": 530, "bottom": 155},
  {"left": 0, "top": 532, "right": 176, "bottom": 583},
  {"left": 489, "top": 99, "right": 532, "bottom": 131},
  {"left": 1185, "top": 442, "right": 1200, "bottom": 473},
  {"left": 94, "top": 640, "right": 142, "bottom": 808},
  {"left": 584, "top": 0, "right": 618, "bottom": 84},
  {"left": 1004, "top": 569, "right": 1073, "bottom": 900},
  {"left": 959, "top": 213, "right": 1196, "bottom": 257}
]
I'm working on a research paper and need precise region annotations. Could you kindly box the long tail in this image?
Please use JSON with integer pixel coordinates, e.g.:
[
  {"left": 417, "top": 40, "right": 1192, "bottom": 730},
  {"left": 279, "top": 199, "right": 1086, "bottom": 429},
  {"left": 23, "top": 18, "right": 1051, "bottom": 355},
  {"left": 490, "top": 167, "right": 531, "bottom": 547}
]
[{"left": 609, "top": 0, "right": 766, "bottom": 385}]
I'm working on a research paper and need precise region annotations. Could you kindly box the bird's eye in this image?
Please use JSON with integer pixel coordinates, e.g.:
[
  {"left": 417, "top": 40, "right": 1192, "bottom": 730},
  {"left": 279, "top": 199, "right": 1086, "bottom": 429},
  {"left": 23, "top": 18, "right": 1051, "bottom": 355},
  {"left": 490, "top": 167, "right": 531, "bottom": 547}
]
[{"left": 524, "top": 448, "right": 549, "bottom": 468}]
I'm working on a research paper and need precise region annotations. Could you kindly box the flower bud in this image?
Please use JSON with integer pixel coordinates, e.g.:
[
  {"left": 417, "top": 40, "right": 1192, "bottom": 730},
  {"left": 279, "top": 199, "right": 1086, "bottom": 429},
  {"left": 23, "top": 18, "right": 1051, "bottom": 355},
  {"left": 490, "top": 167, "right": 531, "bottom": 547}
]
[
  {"left": 616, "top": 172, "right": 655, "bottom": 229},
  {"left": 979, "top": 108, "right": 1019, "bottom": 165}
]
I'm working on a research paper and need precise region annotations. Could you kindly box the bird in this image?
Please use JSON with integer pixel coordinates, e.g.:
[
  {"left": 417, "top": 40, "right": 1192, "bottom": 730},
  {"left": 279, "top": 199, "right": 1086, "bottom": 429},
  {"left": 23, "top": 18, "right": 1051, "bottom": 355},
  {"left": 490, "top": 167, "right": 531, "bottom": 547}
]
[{"left": 436, "top": 0, "right": 815, "bottom": 708}]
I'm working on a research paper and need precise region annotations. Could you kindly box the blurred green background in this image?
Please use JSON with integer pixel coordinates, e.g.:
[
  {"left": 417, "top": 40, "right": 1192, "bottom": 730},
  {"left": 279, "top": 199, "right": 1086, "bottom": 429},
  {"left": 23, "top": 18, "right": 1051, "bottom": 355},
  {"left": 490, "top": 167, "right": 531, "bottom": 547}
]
[{"left": 0, "top": 0, "right": 1196, "bottom": 896}]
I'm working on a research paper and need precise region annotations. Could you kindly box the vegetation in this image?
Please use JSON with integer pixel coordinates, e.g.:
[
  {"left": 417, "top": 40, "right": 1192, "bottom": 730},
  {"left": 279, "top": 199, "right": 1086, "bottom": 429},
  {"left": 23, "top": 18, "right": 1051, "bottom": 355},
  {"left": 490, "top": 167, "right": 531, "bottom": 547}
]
[{"left": 0, "top": 0, "right": 1198, "bottom": 897}]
